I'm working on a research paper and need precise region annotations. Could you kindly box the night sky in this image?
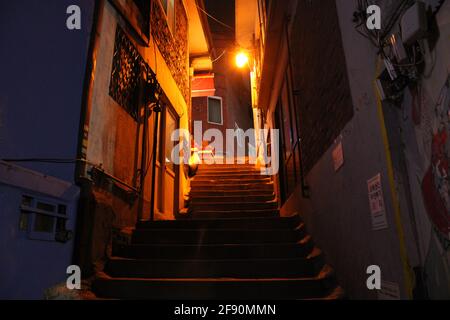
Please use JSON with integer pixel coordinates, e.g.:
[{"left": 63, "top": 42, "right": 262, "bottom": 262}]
[{"left": 204, "top": 0, "right": 235, "bottom": 37}]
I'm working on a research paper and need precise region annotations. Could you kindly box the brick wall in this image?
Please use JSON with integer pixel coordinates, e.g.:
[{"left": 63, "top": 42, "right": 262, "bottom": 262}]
[{"left": 290, "top": 0, "right": 353, "bottom": 173}]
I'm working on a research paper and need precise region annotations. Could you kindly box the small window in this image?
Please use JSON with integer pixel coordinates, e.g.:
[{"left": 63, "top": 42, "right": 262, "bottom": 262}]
[
  {"left": 34, "top": 214, "right": 55, "bottom": 233},
  {"left": 37, "top": 202, "right": 56, "bottom": 213},
  {"left": 19, "top": 195, "right": 71, "bottom": 242},
  {"left": 58, "top": 204, "right": 67, "bottom": 215},
  {"left": 160, "top": 0, "right": 175, "bottom": 33},
  {"left": 19, "top": 196, "right": 33, "bottom": 231},
  {"left": 207, "top": 97, "right": 223, "bottom": 125}
]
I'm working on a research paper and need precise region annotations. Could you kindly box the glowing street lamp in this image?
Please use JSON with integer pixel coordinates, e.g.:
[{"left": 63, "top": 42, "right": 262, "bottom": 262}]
[{"left": 235, "top": 51, "right": 249, "bottom": 68}]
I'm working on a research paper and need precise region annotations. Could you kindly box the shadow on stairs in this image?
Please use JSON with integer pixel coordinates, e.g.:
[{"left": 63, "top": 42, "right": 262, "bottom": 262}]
[{"left": 91, "top": 164, "right": 344, "bottom": 300}]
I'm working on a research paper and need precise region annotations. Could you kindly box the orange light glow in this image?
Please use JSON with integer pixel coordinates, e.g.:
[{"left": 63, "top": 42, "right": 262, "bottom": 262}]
[{"left": 235, "top": 52, "right": 249, "bottom": 68}]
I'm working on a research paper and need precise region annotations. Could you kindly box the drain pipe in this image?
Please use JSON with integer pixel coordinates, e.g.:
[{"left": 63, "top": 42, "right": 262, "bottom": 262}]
[
  {"left": 137, "top": 71, "right": 149, "bottom": 223},
  {"left": 149, "top": 103, "right": 162, "bottom": 221},
  {"left": 73, "top": 0, "right": 105, "bottom": 275},
  {"left": 284, "top": 15, "right": 309, "bottom": 198},
  {"left": 75, "top": 0, "right": 105, "bottom": 180}
]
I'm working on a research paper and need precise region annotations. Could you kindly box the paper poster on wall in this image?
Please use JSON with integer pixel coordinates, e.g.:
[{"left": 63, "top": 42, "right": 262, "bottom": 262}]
[
  {"left": 332, "top": 141, "right": 344, "bottom": 172},
  {"left": 367, "top": 174, "right": 389, "bottom": 230}
]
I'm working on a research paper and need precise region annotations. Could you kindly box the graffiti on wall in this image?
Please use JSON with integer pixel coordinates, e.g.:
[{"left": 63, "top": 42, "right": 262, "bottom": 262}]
[
  {"left": 422, "top": 75, "right": 450, "bottom": 251},
  {"left": 409, "top": 70, "right": 450, "bottom": 298}
]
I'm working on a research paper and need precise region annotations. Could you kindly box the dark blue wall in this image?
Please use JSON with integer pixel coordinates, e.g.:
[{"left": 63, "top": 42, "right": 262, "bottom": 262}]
[{"left": 0, "top": 0, "right": 95, "bottom": 182}]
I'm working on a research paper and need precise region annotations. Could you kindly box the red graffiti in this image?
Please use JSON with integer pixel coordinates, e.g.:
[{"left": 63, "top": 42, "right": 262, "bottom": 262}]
[{"left": 422, "top": 129, "right": 450, "bottom": 238}]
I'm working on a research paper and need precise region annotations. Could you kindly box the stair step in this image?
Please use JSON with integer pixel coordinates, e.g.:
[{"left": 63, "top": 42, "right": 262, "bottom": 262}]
[
  {"left": 190, "top": 209, "right": 279, "bottom": 220},
  {"left": 105, "top": 251, "right": 323, "bottom": 279},
  {"left": 190, "top": 190, "right": 275, "bottom": 197},
  {"left": 191, "top": 178, "right": 272, "bottom": 185},
  {"left": 197, "top": 164, "right": 256, "bottom": 170},
  {"left": 114, "top": 237, "right": 314, "bottom": 260},
  {"left": 193, "top": 173, "right": 267, "bottom": 180},
  {"left": 137, "top": 216, "right": 301, "bottom": 230},
  {"left": 132, "top": 225, "right": 305, "bottom": 245},
  {"left": 191, "top": 183, "right": 274, "bottom": 192},
  {"left": 310, "top": 286, "right": 346, "bottom": 300},
  {"left": 191, "top": 201, "right": 278, "bottom": 211},
  {"left": 196, "top": 170, "right": 262, "bottom": 175},
  {"left": 190, "top": 194, "right": 275, "bottom": 203},
  {"left": 93, "top": 266, "right": 337, "bottom": 300},
  {"left": 92, "top": 158, "right": 344, "bottom": 299}
]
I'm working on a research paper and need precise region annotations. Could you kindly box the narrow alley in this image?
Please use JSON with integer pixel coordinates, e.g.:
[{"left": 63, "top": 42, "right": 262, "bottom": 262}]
[
  {"left": 1, "top": 0, "right": 450, "bottom": 307},
  {"left": 93, "top": 162, "right": 343, "bottom": 299}
]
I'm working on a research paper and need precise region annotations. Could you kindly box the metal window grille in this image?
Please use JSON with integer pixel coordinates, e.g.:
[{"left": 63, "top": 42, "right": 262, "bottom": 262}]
[{"left": 109, "top": 26, "right": 145, "bottom": 120}]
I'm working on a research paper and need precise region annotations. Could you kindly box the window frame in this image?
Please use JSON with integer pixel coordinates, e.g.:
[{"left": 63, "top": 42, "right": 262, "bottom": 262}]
[
  {"left": 163, "top": 106, "right": 179, "bottom": 174},
  {"left": 207, "top": 96, "right": 224, "bottom": 126},
  {"left": 158, "top": 0, "right": 176, "bottom": 35},
  {"left": 19, "top": 194, "right": 69, "bottom": 242}
]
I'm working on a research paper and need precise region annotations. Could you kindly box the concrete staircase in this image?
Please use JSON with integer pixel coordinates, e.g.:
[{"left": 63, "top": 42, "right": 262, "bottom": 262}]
[
  {"left": 188, "top": 163, "right": 279, "bottom": 219},
  {"left": 92, "top": 164, "right": 343, "bottom": 299}
]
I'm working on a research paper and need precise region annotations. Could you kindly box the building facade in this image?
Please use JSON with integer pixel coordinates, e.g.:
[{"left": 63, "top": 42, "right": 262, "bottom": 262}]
[
  {"left": 236, "top": 0, "right": 450, "bottom": 299},
  {"left": 0, "top": 0, "right": 212, "bottom": 298}
]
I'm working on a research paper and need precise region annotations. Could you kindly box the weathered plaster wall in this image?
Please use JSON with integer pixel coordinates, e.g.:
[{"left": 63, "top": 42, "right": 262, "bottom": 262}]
[
  {"left": 395, "top": 1, "right": 450, "bottom": 298},
  {"left": 276, "top": 0, "right": 410, "bottom": 299},
  {"left": 0, "top": 162, "right": 80, "bottom": 299},
  {"left": 280, "top": 0, "right": 450, "bottom": 299},
  {"left": 86, "top": 0, "right": 189, "bottom": 213},
  {"left": 76, "top": 0, "right": 191, "bottom": 273}
]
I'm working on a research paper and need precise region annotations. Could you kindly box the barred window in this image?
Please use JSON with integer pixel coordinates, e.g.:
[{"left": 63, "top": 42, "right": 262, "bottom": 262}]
[{"left": 109, "top": 26, "right": 144, "bottom": 120}]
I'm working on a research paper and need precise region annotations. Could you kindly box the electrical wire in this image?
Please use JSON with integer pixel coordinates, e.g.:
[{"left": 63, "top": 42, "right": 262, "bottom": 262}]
[
  {"left": 195, "top": 4, "right": 234, "bottom": 31},
  {"left": 1, "top": 158, "right": 95, "bottom": 165},
  {"left": 0, "top": 157, "right": 142, "bottom": 193},
  {"left": 141, "top": 103, "right": 159, "bottom": 184},
  {"left": 211, "top": 50, "right": 227, "bottom": 64},
  {"left": 354, "top": 0, "right": 413, "bottom": 49},
  {"left": 384, "top": 43, "right": 425, "bottom": 68}
]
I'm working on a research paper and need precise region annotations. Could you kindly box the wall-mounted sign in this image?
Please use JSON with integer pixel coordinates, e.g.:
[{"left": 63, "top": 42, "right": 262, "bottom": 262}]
[
  {"left": 332, "top": 141, "right": 344, "bottom": 172},
  {"left": 367, "top": 174, "right": 389, "bottom": 230}
]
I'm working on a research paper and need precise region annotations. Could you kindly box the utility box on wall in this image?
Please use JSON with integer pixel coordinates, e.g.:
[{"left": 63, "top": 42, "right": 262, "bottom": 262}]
[{"left": 0, "top": 161, "right": 80, "bottom": 299}]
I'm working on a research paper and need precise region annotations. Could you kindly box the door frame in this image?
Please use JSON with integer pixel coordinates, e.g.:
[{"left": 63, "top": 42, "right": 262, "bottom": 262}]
[{"left": 155, "top": 101, "right": 180, "bottom": 217}]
